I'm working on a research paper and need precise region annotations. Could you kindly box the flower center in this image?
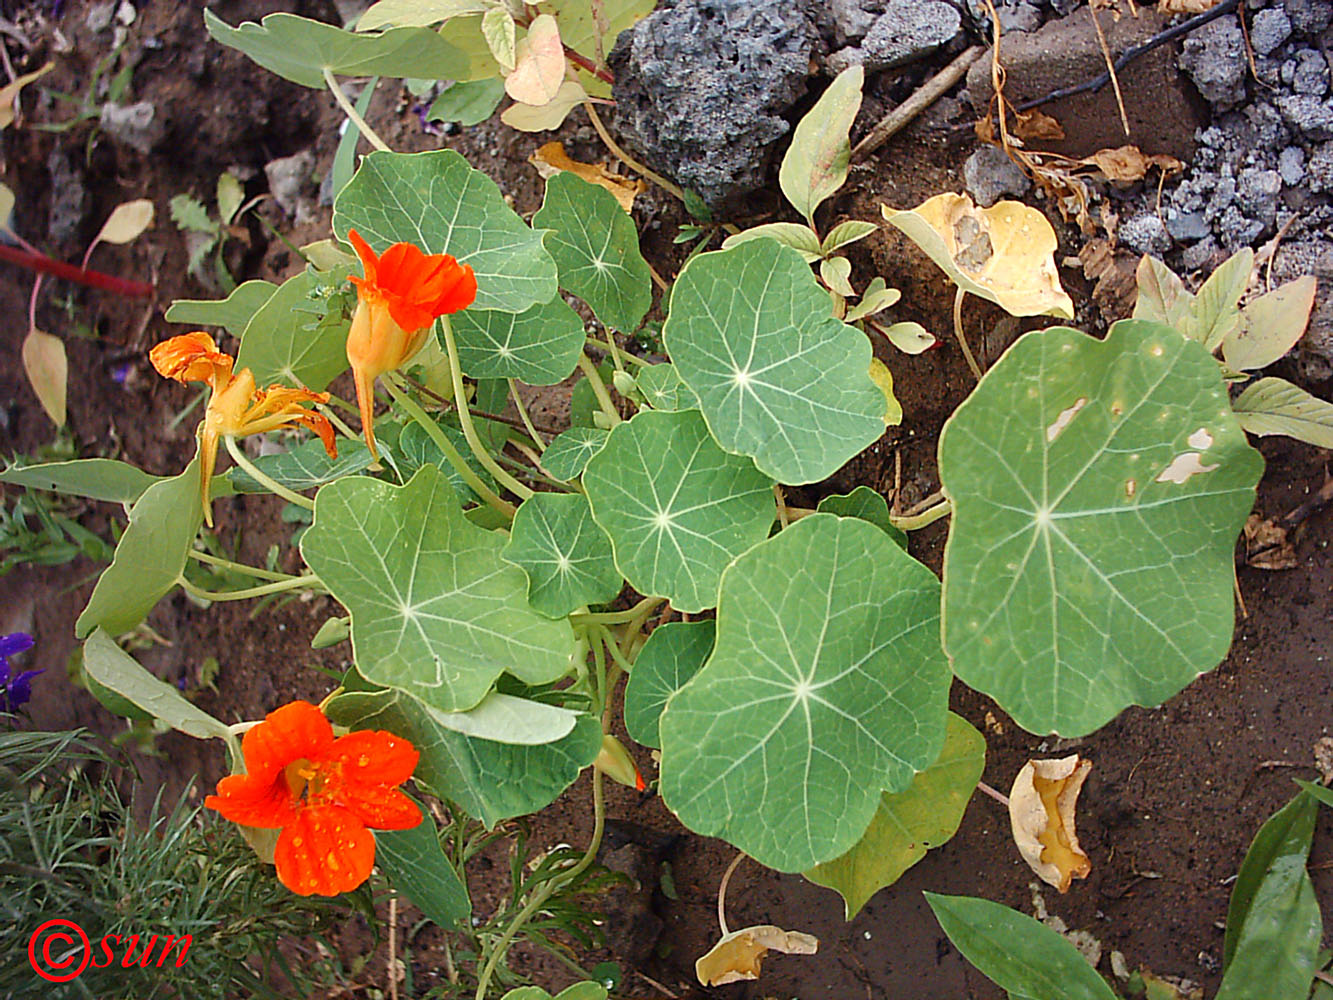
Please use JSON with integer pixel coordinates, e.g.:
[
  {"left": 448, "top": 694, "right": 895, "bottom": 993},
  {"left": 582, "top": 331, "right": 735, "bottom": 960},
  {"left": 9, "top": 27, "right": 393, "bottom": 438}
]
[{"left": 283, "top": 758, "right": 334, "bottom": 805}]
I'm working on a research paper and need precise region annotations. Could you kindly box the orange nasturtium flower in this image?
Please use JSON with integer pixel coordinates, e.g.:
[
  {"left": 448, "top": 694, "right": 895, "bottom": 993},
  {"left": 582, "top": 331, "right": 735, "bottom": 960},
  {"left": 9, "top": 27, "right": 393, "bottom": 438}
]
[
  {"left": 345, "top": 228, "right": 477, "bottom": 459},
  {"left": 149, "top": 332, "right": 337, "bottom": 526},
  {"left": 205, "top": 700, "right": 421, "bottom": 897}
]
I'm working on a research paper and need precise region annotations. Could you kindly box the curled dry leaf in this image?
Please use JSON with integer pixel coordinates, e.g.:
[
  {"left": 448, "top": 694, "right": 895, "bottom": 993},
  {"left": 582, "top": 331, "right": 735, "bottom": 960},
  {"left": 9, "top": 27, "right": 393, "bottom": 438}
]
[
  {"left": 529, "top": 141, "right": 644, "bottom": 213},
  {"left": 695, "top": 924, "right": 818, "bottom": 987},
  {"left": 1011, "top": 109, "right": 1065, "bottom": 143},
  {"left": 883, "top": 192, "right": 1075, "bottom": 318},
  {"left": 1008, "top": 754, "right": 1092, "bottom": 893},
  {"left": 1242, "top": 514, "right": 1298, "bottom": 570},
  {"left": 505, "top": 14, "right": 565, "bottom": 106},
  {"left": 1160, "top": 0, "right": 1222, "bottom": 12},
  {"left": 1083, "top": 145, "right": 1183, "bottom": 183},
  {"left": 96, "top": 199, "right": 156, "bottom": 245}
]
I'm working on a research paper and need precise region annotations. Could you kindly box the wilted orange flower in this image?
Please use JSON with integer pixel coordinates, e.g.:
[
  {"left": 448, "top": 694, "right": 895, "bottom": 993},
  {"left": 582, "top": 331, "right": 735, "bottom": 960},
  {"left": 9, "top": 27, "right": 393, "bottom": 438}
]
[
  {"left": 205, "top": 700, "right": 421, "bottom": 897},
  {"left": 149, "top": 332, "right": 336, "bottom": 525},
  {"left": 345, "top": 228, "right": 477, "bottom": 459}
]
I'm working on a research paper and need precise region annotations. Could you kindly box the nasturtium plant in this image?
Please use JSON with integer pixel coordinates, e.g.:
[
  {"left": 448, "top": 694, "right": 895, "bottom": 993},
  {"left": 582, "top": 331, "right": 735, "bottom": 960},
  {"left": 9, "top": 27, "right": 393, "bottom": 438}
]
[
  {"left": 502, "top": 492, "right": 623, "bottom": 618},
  {"left": 659, "top": 514, "right": 950, "bottom": 871},
  {"left": 623, "top": 619, "right": 715, "bottom": 749},
  {"left": 634, "top": 362, "right": 699, "bottom": 412},
  {"left": 235, "top": 267, "right": 352, "bottom": 391},
  {"left": 227, "top": 438, "right": 375, "bottom": 494},
  {"left": 451, "top": 295, "right": 586, "bottom": 384},
  {"left": 939, "top": 320, "right": 1263, "bottom": 736},
  {"left": 539, "top": 426, "right": 608, "bottom": 480}
]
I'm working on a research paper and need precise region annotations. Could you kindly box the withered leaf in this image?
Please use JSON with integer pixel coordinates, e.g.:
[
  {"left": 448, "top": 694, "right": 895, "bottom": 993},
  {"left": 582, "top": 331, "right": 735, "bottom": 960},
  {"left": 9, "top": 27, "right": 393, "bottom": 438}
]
[
  {"left": 529, "top": 141, "right": 644, "bottom": 212},
  {"left": 1242, "top": 514, "right": 1298, "bottom": 570},
  {"left": 504, "top": 14, "right": 565, "bottom": 106},
  {"left": 1008, "top": 755, "right": 1092, "bottom": 893},
  {"left": 1011, "top": 109, "right": 1065, "bottom": 142},
  {"left": 695, "top": 924, "right": 818, "bottom": 987},
  {"left": 1084, "top": 145, "right": 1183, "bottom": 183}
]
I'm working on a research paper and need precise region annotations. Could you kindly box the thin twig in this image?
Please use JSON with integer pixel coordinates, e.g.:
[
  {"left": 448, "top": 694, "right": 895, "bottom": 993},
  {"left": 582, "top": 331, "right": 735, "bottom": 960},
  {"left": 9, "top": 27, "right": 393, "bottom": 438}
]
[
  {"left": 508, "top": 378, "right": 547, "bottom": 449},
  {"left": 1088, "top": 2, "right": 1131, "bottom": 136},
  {"left": 0, "top": 242, "right": 154, "bottom": 297},
  {"left": 852, "top": 46, "right": 985, "bottom": 160},
  {"left": 388, "top": 894, "right": 399, "bottom": 1000},
  {"left": 976, "top": 780, "right": 1010, "bottom": 807},
  {"left": 717, "top": 852, "right": 746, "bottom": 937},
  {"left": 583, "top": 101, "right": 688, "bottom": 204}
]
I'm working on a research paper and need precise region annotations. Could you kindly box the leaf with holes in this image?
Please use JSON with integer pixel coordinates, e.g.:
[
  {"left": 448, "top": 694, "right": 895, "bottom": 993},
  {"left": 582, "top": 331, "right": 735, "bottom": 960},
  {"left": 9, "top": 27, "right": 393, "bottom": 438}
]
[
  {"left": 939, "top": 320, "right": 1263, "bottom": 736},
  {"left": 450, "top": 296, "right": 585, "bottom": 384},
  {"left": 326, "top": 685, "right": 600, "bottom": 826},
  {"left": 540, "top": 427, "right": 607, "bottom": 481},
  {"left": 623, "top": 619, "right": 714, "bottom": 749},
  {"left": 236, "top": 268, "right": 350, "bottom": 390},
  {"left": 665, "top": 241, "right": 884, "bottom": 485},
  {"left": 806, "top": 713, "right": 985, "bottom": 918},
  {"left": 301, "top": 465, "right": 577, "bottom": 713},
  {"left": 502, "top": 492, "right": 623, "bottom": 618},
  {"left": 635, "top": 363, "right": 699, "bottom": 412},
  {"left": 659, "top": 514, "right": 950, "bottom": 871},
  {"left": 334, "top": 149, "right": 557, "bottom": 314},
  {"left": 583, "top": 409, "right": 775, "bottom": 613},
  {"left": 533, "top": 171, "right": 652, "bottom": 332}
]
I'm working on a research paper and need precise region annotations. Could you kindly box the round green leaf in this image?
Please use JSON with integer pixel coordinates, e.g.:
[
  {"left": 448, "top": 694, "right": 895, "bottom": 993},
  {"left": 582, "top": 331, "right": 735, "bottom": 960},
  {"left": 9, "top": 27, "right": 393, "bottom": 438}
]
[
  {"left": 395, "top": 415, "right": 498, "bottom": 505},
  {"left": 805, "top": 712, "right": 985, "bottom": 918},
  {"left": 165, "top": 279, "right": 278, "bottom": 338},
  {"left": 301, "top": 465, "right": 577, "bottom": 712},
  {"left": 327, "top": 687, "right": 600, "bottom": 827},
  {"left": 635, "top": 363, "right": 699, "bottom": 412},
  {"left": 532, "top": 172, "right": 652, "bottom": 332},
  {"left": 236, "top": 268, "right": 351, "bottom": 391},
  {"left": 623, "top": 619, "right": 714, "bottom": 749},
  {"left": 816, "top": 486, "right": 907, "bottom": 549},
  {"left": 333, "top": 149, "right": 557, "bottom": 314},
  {"left": 659, "top": 514, "right": 950, "bottom": 871},
  {"left": 502, "top": 492, "right": 623, "bottom": 618},
  {"left": 451, "top": 296, "right": 586, "bottom": 384},
  {"left": 939, "top": 321, "right": 1264, "bottom": 737},
  {"left": 226, "top": 438, "right": 373, "bottom": 493},
  {"left": 583, "top": 409, "right": 776, "bottom": 613},
  {"left": 664, "top": 240, "right": 884, "bottom": 484},
  {"left": 540, "top": 427, "right": 607, "bottom": 481}
]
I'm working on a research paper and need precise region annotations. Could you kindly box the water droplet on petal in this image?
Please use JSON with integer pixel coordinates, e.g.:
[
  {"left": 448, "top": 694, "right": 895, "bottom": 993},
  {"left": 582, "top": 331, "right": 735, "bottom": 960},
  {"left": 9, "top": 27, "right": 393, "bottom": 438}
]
[
  {"left": 292, "top": 836, "right": 304, "bottom": 847},
  {"left": 327, "top": 851, "right": 340, "bottom": 871},
  {"left": 358, "top": 754, "right": 370, "bottom": 767}
]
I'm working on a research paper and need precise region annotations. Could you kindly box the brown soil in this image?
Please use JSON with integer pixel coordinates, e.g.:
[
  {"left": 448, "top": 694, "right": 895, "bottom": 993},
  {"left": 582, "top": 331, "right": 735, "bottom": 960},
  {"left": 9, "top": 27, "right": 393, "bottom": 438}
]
[{"left": 3, "top": 1, "right": 1332, "bottom": 998}]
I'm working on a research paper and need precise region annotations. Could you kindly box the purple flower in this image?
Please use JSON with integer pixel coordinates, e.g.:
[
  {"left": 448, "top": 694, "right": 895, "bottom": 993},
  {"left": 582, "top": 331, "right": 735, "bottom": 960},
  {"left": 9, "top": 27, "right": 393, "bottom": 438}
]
[{"left": 0, "top": 633, "right": 41, "bottom": 712}]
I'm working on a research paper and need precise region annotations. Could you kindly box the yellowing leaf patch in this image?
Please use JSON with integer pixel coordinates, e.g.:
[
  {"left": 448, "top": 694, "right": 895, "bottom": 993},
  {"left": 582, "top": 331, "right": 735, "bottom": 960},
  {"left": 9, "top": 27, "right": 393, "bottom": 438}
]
[
  {"left": 1009, "top": 755, "right": 1092, "bottom": 892},
  {"left": 96, "top": 199, "right": 156, "bottom": 245},
  {"left": 695, "top": 924, "right": 818, "bottom": 987},
  {"left": 529, "top": 141, "right": 644, "bottom": 212},
  {"left": 505, "top": 14, "right": 565, "bottom": 105},
  {"left": 883, "top": 193, "right": 1075, "bottom": 319},
  {"left": 22, "top": 327, "right": 68, "bottom": 428}
]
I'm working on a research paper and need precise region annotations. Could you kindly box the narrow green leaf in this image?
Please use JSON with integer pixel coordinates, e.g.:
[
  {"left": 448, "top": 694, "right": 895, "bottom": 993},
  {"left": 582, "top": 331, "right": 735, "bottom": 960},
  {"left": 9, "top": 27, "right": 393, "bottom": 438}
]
[
  {"left": 822, "top": 220, "right": 879, "bottom": 255},
  {"left": 1191, "top": 247, "right": 1252, "bottom": 352},
  {"left": 0, "top": 459, "right": 162, "bottom": 504},
  {"left": 375, "top": 797, "right": 471, "bottom": 928},
  {"left": 721, "top": 222, "right": 822, "bottom": 263},
  {"left": 623, "top": 619, "right": 713, "bottom": 749},
  {"left": 502, "top": 492, "right": 623, "bottom": 618},
  {"left": 1233, "top": 377, "right": 1333, "bottom": 449},
  {"left": 235, "top": 268, "right": 351, "bottom": 391},
  {"left": 165, "top": 280, "right": 279, "bottom": 338},
  {"left": 779, "top": 65, "right": 862, "bottom": 222},
  {"left": 480, "top": 7, "right": 516, "bottom": 71},
  {"left": 331, "top": 75, "right": 378, "bottom": 203}
]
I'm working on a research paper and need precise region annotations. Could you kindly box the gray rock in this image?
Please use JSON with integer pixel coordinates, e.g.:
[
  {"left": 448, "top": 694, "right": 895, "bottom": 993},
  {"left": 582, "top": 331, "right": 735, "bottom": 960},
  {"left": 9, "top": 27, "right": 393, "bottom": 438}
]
[
  {"left": 1249, "top": 7, "right": 1290, "bottom": 55},
  {"left": 609, "top": 0, "right": 816, "bottom": 211},
  {"left": 830, "top": 0, "right": 877, "bottom": 44},
  {"left": 962, "top": 145, "right": 1031, "bottom": 206},
  {"left": 1244, "top": 100, "right": 1291, "bottom": 150},
  {"left": 1119, "top": 212, "right": 1172, "bottom": 255},
  {"left": 1278, "top": 94, "right": 1333, "bottom": 140},
  {"left": 997, "top": 2, "right": 1043, "bottom": 33},
  {"left": 1282, "top": 59, "right": 1297, "bottom": 87},
  {"left": 1271, "top": 239, "right": 1333, "bottom": 380},
  {"left": 1308, "top": 142, "right": 1333, "bottom": 193},
  {"left": 264, "top": 150, "right": 316, "bottom": 218},
  {"left": 1165, "top": 210, "right": 1210, "bottom": 242},
  {"left": 1292, "top": 49, "right": 1329, "bottom": 96},
  {"left": 1218, "top": 205, "right": 1265, "bottom": 249},
  {"left": 1279, "top": 145, "right": 1307, "bottom": 185},
  {"left": 1282, "top": 0, "right": 1331, "bottom": 33},
  {"left": 46, "top": 149, "right": 86, "bottom": 246},
  {"left": 99, "top": 101, "right": 163, "bottom": 154},
  {"left": 1180, "top": 18, "right": 1247, "bottom": 108},
  {"left": 1181, "top": 236, "right": 1219, "bottom": 271},
  {"left": 842, "top": 0, "right": 962, "bottom": 72},
  {"left": 1237, "top": 167, "right": 1282, "bottom": 225}
]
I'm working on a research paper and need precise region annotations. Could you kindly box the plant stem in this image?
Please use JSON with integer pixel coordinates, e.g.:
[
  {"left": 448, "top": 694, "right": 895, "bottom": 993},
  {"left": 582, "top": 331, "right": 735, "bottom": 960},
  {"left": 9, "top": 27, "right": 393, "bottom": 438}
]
[
  {"left": 576, "top": 353, "right": 622, "bottom": 425},
  {"left": 382, "top": 376, "right": 516, "bottom": 519},
  {"left": 570, "top": 595, "right": 663, "bottom": 626},
  {"left": 889, "top": 497, "right": 952, "bottom": 531},
  {"left": 975, "top": 780, "right": 1010, "bottom": 807},
  {"left": 177, "top": 573, "right": 322, "bottom": 603},
  {"left": 952, "top": 286, "right": 984, "bottom": 381},
  {"left": 508, "top": 379, "right": 546, "bottom": 450},
  {"left": 187, "top": 549, "right": 295, "bottom": 582},
  {"left": 774, "top": 484, "right": 789, "bottom": 529},
  {"left": 223, "top": 437, "right": 315, "bottom": 512},
  {"left": 583, "top": 101, "right": 688, "bottom": 204},
  {"left": 602, "top": 326, "right": 624, "bottom": 373},
  {"left": 586, "top": 337, "right": 647, "bottom": 366},
  {"left": 437, "top": 317, "right": 535, "bottom": 501},
  {"left": 0, "top": 241, "right": 154, "bottom": 298},
  {"left": 716, "top": 851, "right": 745, "bottom": 936},
  {"left": 323, "top": 68, "right": 390, "bottom": 153}
]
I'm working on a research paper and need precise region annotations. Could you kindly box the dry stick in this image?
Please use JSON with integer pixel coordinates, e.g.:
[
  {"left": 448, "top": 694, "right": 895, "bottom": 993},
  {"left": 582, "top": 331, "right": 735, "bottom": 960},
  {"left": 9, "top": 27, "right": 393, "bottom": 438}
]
[
  {"left": 774, "top": 484, "right": 790, "bottom": 529},
  {"left": 583, "top": 100, "right": 688, "bottom": 204},
  {"left": 388, "top": 894, "right": 399, "bottom": 1000},
  {"left": 716, "top": 852, "right": 746, "bottom": 937},
  {"left": 852, "top": 45, "right": 986, "bottom": 161},
  {"left": 1088, "top": 1, "right": 1131, "bottom": 137},
  {"left": 1283, "top": 474, "right": 1333, "bottom": 527},
  {"left": 976, "top": 780, "right": 1010, "bottom": 807}
]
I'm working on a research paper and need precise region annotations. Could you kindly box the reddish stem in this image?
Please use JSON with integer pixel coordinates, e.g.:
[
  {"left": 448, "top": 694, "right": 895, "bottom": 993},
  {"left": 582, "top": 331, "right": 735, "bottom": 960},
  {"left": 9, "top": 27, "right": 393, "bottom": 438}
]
[
  {"left": 563, "top": 45, "right": 614, "bottom": 85},
  {"left": 0, "top": 242, "right": 154, "bottom": 298}
]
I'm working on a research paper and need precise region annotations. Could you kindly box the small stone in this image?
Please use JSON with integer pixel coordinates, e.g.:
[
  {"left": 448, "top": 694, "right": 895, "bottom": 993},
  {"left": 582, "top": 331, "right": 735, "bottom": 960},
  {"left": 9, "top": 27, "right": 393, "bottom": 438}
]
[
  {"left": 1279, "top": 146, "right": 1307, "bottom": 185},
  {"left": 99, "top": 101, "right": 163, "bottom": 154},
  {"left": 1217, "top": 205, "right": 1265, "bottom": 249},
  {"left": 1277, "top": 94, "right": 1333, "bottom": 140},
  {"left": 1283, "top": 0, "right": 1332, "bottom": 33},
  {"left": 1249, "top": 7, "right": 1290, "bottom": 55},
  {"left": 46, "top": 149, "right": 86, "bottom": 246},
  {"left": 1292, "top": 49, "right": 1330, "bottom": 96},
  {"left": 1308, "top": 142, "right": 1333, "bottom": 193},
  {"left": 1237, "top": 167, "right": 1282, "bottom": 225},
  {"left": 856, "top": 0, "right": 962, "bottom": 72},
  {"left": 84, "top": 1, "right": 115, "bottom": 32},
  {"left": 1282, "top": 59, "right": 1297, "bottom": 87},
  {"left": 997, "top": 2, "right": 1043, "bottom": 33},
  {"left": 264, "top": 150, "right": 316, "bottom": 218},
  {"left": 1165, "top": 211, "right": 1210, "bottom": 242},
  {"left": 830, "top": 0, "right": 877, "bottom": 44},
  {"left": 1182, "top": 236, "right": 1219, "bottom": 271},
  {"left": 1179, "top": 18, "right": 1247, "bottom": 108},
  {"left": 1118, "top": 212, "right": 1172, "bottom": 255},
  {"left": 962, "top": 145, "right": 1031, "bottom": 206}
]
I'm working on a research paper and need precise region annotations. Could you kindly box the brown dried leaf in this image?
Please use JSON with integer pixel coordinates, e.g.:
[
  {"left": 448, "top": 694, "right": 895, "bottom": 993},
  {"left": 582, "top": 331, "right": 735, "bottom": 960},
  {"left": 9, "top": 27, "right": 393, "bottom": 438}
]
[
  {"left": 695, "top": 925, "right": 819, "bottom": 987},
  {"left": 1011, "top": 109, "right": 1065, "bottom": 142},
  {"left": 529, "top": 141, "right": 645, "bottom": 213},
  {"left": 1008, "top": 755, "right": 1092, "bottom": 893},
  {"left": 1313, "top": 737, "right": 1333, "bottom": 786},
  {"left": 1242, "top": 514, "right": 1298, "bottom": 570},
  {"left": 1079, "top": 237, "right": 1138, "bottom": 323},
  {"left": 1083, "top": 145, "right": 1183, "bottom": 182},
  {"left": 1160, "top": 0, "right": 1222, "bottom": 12}
]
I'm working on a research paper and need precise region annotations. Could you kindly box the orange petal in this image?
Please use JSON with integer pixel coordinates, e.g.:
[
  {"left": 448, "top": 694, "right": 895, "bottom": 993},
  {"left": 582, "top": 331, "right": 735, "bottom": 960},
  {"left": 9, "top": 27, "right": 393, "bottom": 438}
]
[
  {"left": 241, "top": 701, "right": 335, "bottom": 783},
  {"left": 274, "top": 806, "right": 376, "bottom": 896},
  {"left": 335, "top": 785, "right": 423, "bottom": 830},
  {"left": 347, "top": 229, "right": 380, "bottom": 286},
  {"left": 149, "top": 332, "right": 234, "bottom": 388},
  {"left": 205, "top": 771, "right": 297, "bottom": 829},
  {"left": 351, "top": 362, "right": 380, "bottom": 462},
  {"left": 322, "top": 729, "right": 420, "bottom": 785}
]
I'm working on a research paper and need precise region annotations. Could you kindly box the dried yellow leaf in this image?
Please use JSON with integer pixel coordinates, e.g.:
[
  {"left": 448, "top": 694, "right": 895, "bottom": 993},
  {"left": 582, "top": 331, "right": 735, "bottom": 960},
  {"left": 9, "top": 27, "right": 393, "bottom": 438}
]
[
  {"left": 1083, "top": 145, "right": 1183, "bottom": 182},
  {"left": 1008, "top": 754, "right": 1092, "bottom": 893},
  {"left": 695, "top": 924, "right": 818, "bottom": 987},
  {"left": 1160, "top": 0, "right": 1222, "bottom": 12},
  {"left": 529, "top": 141, "right": 644, "bottom": 213},
  {"left": 0, "top": 62, "right": 53, "bottom": 130},
  {"left": 883, "top": 193, "right": 1075, "bottom": 318},
  {"left": 22, "top": 327, "right": 67, "bottom": 428}
]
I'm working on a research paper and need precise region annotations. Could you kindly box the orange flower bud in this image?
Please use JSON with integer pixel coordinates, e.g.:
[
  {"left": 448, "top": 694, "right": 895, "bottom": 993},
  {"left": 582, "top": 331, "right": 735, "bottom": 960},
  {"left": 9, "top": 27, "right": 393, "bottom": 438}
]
[{"left": 594, "top": 733, "right": 646, "bottom": 791}]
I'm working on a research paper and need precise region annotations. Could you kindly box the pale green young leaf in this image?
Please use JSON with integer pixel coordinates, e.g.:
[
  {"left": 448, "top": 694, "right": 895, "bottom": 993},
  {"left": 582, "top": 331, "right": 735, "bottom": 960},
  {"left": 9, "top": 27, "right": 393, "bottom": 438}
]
[
  {"left": 816, "top": 485, "right": 906, "bottom": 548},
  {"left": 0, "top": 180, "right": 13, "bottom": 234},
  {"left": 501, "top": 982, "right": 608, "bottom": 1000},
  {"left": 226, "top": 438, "right": 374, "bottom": 493},
  {"left": 545, "top": 0, "right": 654, "bottom": 97},
  {"left": 424, "top": 691, "right": 579, "bottom": 744},
  {"left": 1233, "top": 377, "right": 1333, "bottom": 448},
  {"left": 539, "top": 427, "right": 607, "bottom": 481},
  {"left": 451, "top": 296, "right": 586, "bottom": 384},
  {"left": 165, "top": 280, "right": 278, "bottom": 337},
  {"left": 502, "top": 492, "right": 623, "bottom": 618},
  {"left": 437, "top": 15, "right": 504, "bottom": 81},
  {"left": 634, "top": 363, "right": 699, "bottom": 412},
  {"left": 76, "top": 457, "right": 203, "bottom": 639},
  {"left": 1223, "top": 276, "right": 1317, "bottom": 372},
  {"left": 721, "top": 222, "right": 822, "bottom": 263},
  {"left": 779, "top": 65, "right": 863, "bottom": 223},
  {"left": 82, "top": 629, "right": 232, "bottom": 741},
  {"left": 327, "top": 686, "right": 600, "bottom": 826},
  {"left": 216, "top": 172, "right": 245, "bottom": 227},
  {"left": 427, "top": 77, "right": 505, "bottom": 126},
  {"left": 96, "top": 199, "right": 155, "bottom": 245},
  {"left": 22, "top": 328, "right": 66, "bottom": 428},
  {"left": 880, "top": 320, "right": 935, "bottom": 354},
  {"left": 924, "top": 893, "right": 1120, "bottom": 1000},
  {"left": 623, "top": 619, "right": 713, "bottom": 749},
  {"left": 533, "top": 171, "right": 653, "bottom": 332},
  {"left": 1133, "top": 254, "right": 1193, "bottom": 330},
  {"left": 820, "top": 256, "right": 855, "bottom": 297},
  {"left": 1191, "top": 247, "right": 1252, "bottom": 352},
  {"left": 0, "top": 459, "right": 162, "bottom": 504},
  {"left": 664, "top": 240, "right": 884, "bottom": 484},
  {"left": 868, "top": 357, "right": 902, "bottom": 426},
  {"left": 940, "top": 321, "right": 1263, "bottom": 736},
  {"left": 235, "top": 268, "right": 350, "bottom": 391},
  {"left": 168, "top": 193, "right": 215, "bottom": 234},
  {"left": 358, "top": 0, "right": 493, "bottom": 31},
  {"left": 480, "top": 6, "right": 516, "bottom": 72},
  {"left": 500, "top": 79, "right": 587, "bottom": 131},
  {"left": 844, "top": 276, "right": 900, "bottom": 323},
  {"left": 582, "top": 409, "right": 775, "bottom": 613},
  {"left": 806, "top": 713, "right": 984, "bottom": 917},
  {"left": 334, "top": 149, "right": 557, "bottom": 313},
  {"left": 301, "top": 466, "right": 577, "bottom": 713},
  {"left": 822, "top": 219, "right": 878, "bottom": 255},
  {"left": 374, "top": 798, "right": 472, "bottom": 929},
  {"left": 659, "top": 514, "right": 949, "bottom": 871},
  {"left": 203, "top": 9, "right": 470, "bottom": 89}
]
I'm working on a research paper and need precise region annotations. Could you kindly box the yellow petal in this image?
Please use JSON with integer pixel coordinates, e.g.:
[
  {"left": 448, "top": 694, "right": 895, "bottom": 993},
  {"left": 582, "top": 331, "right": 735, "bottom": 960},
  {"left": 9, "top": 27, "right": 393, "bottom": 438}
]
[
  {"left": 695, "top": 924, "right": 818, "bottom": 987},
  {"left": 1008, "top": 754, "right": 1092, "bottom": 892}
]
